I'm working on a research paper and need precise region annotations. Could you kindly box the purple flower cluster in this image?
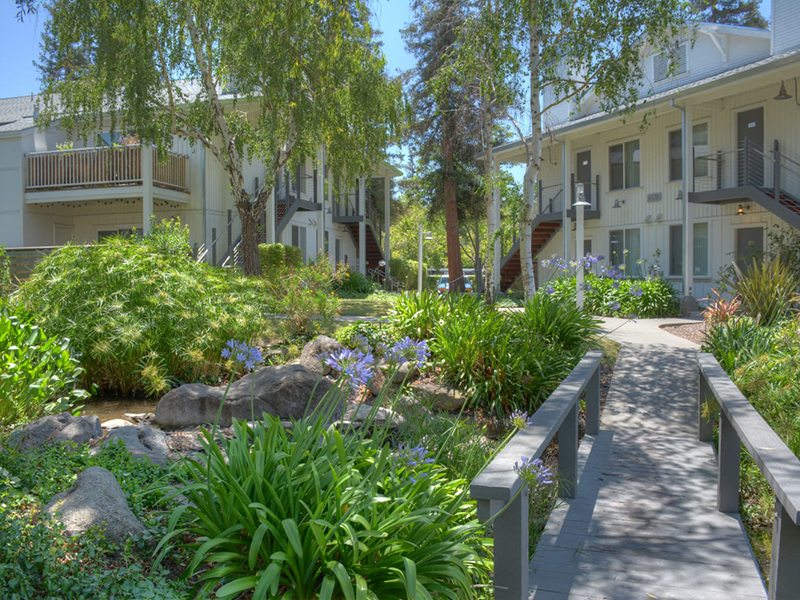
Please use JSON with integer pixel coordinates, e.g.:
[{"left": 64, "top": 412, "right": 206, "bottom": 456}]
[
  {"left": 543, "top": 284, "right": 555, "bottom": 296},
  {"left": 608, "top": 301, "right": 620, "bottom": 312},
  {"left": 221, "top": 340, "right": 262, "bottom": 371},
  {"left": 324, "top": 348, "right": 374, "bottom": 391},
  {"left": 387, "top": 337, "right": 430, "bottom": 369},
  {"left": 514, "top": 456, "right": 554, "bottom": 486},
  {"left": 510, "top": 409, "right": 533, "bottom": 430},
  {"left": 350, "top": 333, "right": 371, "bottom": 353},
  {"left": 629, "top": 286, "right": 644, "bottom": 297},
  {"left": 394, "top": 443, "right": 435, "bottom": 482}
]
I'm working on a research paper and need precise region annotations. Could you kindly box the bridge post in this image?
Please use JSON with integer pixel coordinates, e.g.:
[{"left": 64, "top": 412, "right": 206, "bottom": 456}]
[
  {"left": 585, "top": 365, "right": 600, "bottom": 436},
  {"left": 774, "top": 139, "right": 781, "bottom": 201},
  {"left": 717, "top": 409, "right": 740, "bottom": 513},
  {"left": 559, "top": 403, "right": 578, "bottom": 498},
  {"left": 769, "top": 499, "right": 800, "bottom": 600},
  {"left": 698, "top": 372, "right": 713, "bottom": 443},
  {"left": 492, "top": 488, "right": 529, "bottom": 600}
]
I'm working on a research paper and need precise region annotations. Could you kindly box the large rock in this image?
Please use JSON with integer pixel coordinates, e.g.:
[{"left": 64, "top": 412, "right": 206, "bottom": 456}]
[
  {"left": 382, "top": 361, "right": 420, "bottom": 385},
  {"left": 409, "top": 382, "right": 468, "bottom": 412},
  {"left": 297, "top": 336, "right": 343, "bottom": 375},
  {"left": 155, "top": 364, "right": 336, "bottom": 429},
  {"left": 100, "top": 425, "right": 169, "bottom": 466},
  {"left": 342, "top": 404, "right": 406, "bottom": 429},
  {"left": 45, "top": 466, "right": 144, "bottom": 543},
  {"left": 8, "top": 413, "right": 102, "bottom": 453}
]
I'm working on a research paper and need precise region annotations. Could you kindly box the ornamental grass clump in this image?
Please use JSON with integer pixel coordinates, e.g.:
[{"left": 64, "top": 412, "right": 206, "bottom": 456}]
[
  {"left": 14, "top": 220, "right": 271, "bottom": 396},
  {"left": 156, "top": 359, "right": 493, "bottom": 599}
]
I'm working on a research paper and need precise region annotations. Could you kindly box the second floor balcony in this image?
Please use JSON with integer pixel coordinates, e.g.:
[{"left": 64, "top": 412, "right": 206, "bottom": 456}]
[{"left": 25, "top": 145, "right": 189, "bottom": 194}]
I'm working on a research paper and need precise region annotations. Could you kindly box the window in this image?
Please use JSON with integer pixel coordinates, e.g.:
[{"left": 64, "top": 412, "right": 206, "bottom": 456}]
[
  {"left": 291, "top": 225, "right": 307, "bottom": 261},
  {"left": 654, "top": 43, "right": 687, "bottom": 82},
  {"left": 335, "top": 238, "right": 341, "bottom": 265},
  {"left": 97, "top": 228, "right": 141, "bottom": 241},
  {"left": 668, "top": 124, "right": 709, "bottom": 181},
  {"left": 669, "top": 222, "right": 709, "bottom": 277},
  {"left": 609, "top": 140, "right": 640, "bottom": 190},
  {"left": 324, "top": 231, "right": 329, "bottom": 254},
  {"left": 584, "top": 239, "right": 592, "bottom": 256},
  {"left": 609, "top": 228, "right": 641, "bottom": 276}
]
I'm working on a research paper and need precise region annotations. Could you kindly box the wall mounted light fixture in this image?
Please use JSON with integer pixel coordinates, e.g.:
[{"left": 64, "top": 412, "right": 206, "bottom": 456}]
[
  {"left": 612, "top": 198, "right": 626, "bottom": 208},
  {"left": 737, "top": 204, "right": 750, "bottom": 216}
]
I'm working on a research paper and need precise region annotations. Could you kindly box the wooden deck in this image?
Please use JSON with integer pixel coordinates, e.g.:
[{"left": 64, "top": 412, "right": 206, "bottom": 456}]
[{"left": 529, "top": 326, "right": 767, "bottom": 600}]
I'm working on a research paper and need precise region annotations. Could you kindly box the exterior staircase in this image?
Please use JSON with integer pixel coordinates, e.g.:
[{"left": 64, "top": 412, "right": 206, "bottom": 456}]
[
  {"left": 499, "top": 219, "right": 561, "bottom": 291},
  {"left": 341, "top": 220, "right": 385, "bottom": 271},
  {"left": 690, "top": 139, "right": 800, "bottom": 231}
]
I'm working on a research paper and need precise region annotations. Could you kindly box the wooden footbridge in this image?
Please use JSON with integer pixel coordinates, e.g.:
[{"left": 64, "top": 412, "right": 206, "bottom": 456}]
[{"left": 472, "top": 323, "right": 800, "bottom": 600}]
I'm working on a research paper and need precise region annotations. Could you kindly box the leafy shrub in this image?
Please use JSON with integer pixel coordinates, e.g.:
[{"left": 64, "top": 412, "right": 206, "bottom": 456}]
[
  {"left": 0, "top": 306, "right": 88, "bottom": 427},
  {"left": 547, "top": 272, "right": 679, "bottom": 318},
  {"left": 157, "top": 399, "right": 492, "bottom": 598},
  {"left": 388, "top": 290, "right": 447, "bottom": 340},
  {"left": 701, "top": 317, "right": 777, "bottom": 373},
  {"left": 336, "top": 320, "right": 397, "bottom": 354},
  {"left": 720, "top": 259, "right": 800, "bottom": 326},
  {"left": 767, "top": 225, "right": 800, "bottom": 280},
  {"left": 259, "top": 243, "right": 303, "bottom": 273},
  {"left": 0, "top": 245, "right": 11, "bottom": 298},
  {"left": 335, "top": 265, "right": 376, "bottom": 294},
  {"left": 264, "top": 255, "right": 344, "bottom": 337},
  {"left": 514, "top": 294, "right": 601, "bottom": 352},
  {"left": 15, "top": 223, "right": 272, "bottom": 396}
]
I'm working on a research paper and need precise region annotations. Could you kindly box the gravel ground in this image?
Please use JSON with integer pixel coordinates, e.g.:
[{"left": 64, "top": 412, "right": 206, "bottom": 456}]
[{"left": 660, "top": 321, "right": 709, "bottom": 346}]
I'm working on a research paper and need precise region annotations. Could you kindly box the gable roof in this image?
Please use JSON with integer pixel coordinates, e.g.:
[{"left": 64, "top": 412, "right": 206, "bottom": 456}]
[{"left": 0, "top": 95, "right": 41, "bottom": 133}]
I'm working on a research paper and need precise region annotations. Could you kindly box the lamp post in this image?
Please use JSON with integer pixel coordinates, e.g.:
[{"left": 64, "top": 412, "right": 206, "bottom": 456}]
[
  {"left": 573, "top": 183, "right": 591, "bottom": 309},
  {"left": 418, "top": 225, "right": 433, "bottom": 292}
]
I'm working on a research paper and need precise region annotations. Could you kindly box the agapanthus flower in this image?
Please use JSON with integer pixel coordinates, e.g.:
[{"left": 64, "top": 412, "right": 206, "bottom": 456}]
[
  {"left": 514, "top": 456, "right": 553, "bottom": 486},
  {"left": 544, "top": 284, "right": 555, "bottom": 296},
  {"left": 541, "top": 259, "right": 551, "bottom": 268},
  {"left": 584, "top": 281, "right": 593, "bottom": 292},
  {"left": 394, "top": 443, "right": 435, "bottom": 482},
  {"left": 324, "top": 348, "right": 374, "bottom": 391},
  {"left": 387, "top": 337, "right": 430, "bottom": 369},
  {"left": 629, "top": 286, "right": 644, "bottom": 297},
  {"left": 626, "top": 313, "right": 638, "bottom": 322},
  {"left": 608, "top": 301, "right": 620, "bottom": 312},
  {"left": 221, "top": 340, "right": 262, "bottom": 371},
  {"left": 510, "top": 409, "right": 532, "bottom": 430},
  {"left": 350, "top": 333, "right": 371, "bottom": 353}
]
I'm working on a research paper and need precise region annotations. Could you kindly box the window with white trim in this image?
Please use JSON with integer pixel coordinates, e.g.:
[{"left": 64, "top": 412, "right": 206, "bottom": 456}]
[
  {"left": 669, "top": 222, "right": 709, "bottom": 277},
  {"left": 609, "top": 140, "right": 640, "bottom": 190},
  {"left": 609, "top": 228, "right": 641, "bottom": 276},
  {"left": 654, "top": 44, "right": 687, "bottom": 82}
]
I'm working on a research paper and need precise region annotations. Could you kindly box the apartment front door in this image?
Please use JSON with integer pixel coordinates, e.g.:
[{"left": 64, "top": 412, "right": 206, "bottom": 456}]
[
  {"left": 736, "top": 227, "right": 763, "bottom": 268},
  {"left": 576, "top": 150, "right": 592, "bottom": 205},
  {"left": 737, "top": 107, "right": 764, "bottom": 187}
]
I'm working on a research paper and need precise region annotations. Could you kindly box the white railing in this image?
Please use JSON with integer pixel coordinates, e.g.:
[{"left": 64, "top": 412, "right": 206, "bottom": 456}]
[{"left": 25, "top": 145, "right": 188, "bottom": 192}]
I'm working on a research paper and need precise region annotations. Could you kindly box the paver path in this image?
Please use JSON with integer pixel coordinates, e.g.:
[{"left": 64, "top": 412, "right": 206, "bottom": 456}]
[{"left": 529, "top": 318, "right": 767, "bottom": 600}]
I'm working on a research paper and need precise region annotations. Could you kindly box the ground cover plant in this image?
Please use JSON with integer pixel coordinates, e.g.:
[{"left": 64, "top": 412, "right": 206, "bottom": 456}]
[
  {"left": 542, "top": 253, "right": 679, "bottom": 318},
  {"left": 0, "top": 305, "right": 88, "bottom": 427},
  {"left": 0, "top": 439, "right": 190, "bottom": 599},
  {"left": 14, "top": 220, "right": 272, "bottom": 397}
]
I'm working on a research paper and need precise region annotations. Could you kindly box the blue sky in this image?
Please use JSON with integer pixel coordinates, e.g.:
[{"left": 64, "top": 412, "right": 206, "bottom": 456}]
[{"left": 0, "top": 0, "right": 417, "bottom": 99}]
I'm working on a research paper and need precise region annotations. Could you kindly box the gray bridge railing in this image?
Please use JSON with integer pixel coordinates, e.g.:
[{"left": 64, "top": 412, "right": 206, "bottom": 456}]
[
  {"left": 698, "top": 353, "right": 800, "bottom": 600},
  {"left": 470, "top": 350, "right": 602, "bottom": 600}
]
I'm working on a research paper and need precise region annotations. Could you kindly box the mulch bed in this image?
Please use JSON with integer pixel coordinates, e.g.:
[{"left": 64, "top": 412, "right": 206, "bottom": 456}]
[{"left": 660, "top": 321, "right": 709, "bottom": 346}]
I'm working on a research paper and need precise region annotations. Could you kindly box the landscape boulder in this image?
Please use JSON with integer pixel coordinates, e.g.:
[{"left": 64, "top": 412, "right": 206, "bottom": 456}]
[
  {"left": 409, "top": 382, "right": 468, "bottom": 412},
  {"left": 45, "top": 466, "right": 144, "bottom": 543},
  {"left": 98, "top": 425, "right": 169, "bottom": 466},
  {"left": 155, "top": 364, "right": 336, "bottom": 429},
  {"left": 342, "top": 403, "right": 405, "bottom": 429},
  {"left": 383, "top": 361, "right": 420, "bottom": 384},
  {"left": 8, "top": 413, "right": 102, "bottom": 453},
  {"left": 297, "top": 336, "right": 343, "bottom": 375}
]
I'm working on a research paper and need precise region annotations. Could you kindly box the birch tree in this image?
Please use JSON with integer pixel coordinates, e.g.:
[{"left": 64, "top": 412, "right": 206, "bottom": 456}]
[
  {"left": 456, "top": 0, "right": 690, "bottom": 299},
  {"left": 37, "top": 0, "right": 400, "bottom": 275}
]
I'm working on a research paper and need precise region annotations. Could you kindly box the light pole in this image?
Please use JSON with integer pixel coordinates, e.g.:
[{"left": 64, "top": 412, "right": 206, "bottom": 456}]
[
  {"left": 574, "top": 183, "right": 591, "bottom": 309},
  {"left": 418, "top": 225, "right": 433, "bottom": 292}
]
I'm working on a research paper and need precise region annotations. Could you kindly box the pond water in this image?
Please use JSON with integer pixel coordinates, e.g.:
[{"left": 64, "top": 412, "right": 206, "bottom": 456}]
[{"left": 81, "top": 398, "right": 159, "bottom": 422}]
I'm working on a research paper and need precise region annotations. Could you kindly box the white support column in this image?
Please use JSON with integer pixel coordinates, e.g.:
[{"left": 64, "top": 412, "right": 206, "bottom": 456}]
[
  {"left": 682, "top": 104, "right": 695, "bottom": 299},
  {"left": 142, "top": 145, "right": 154, "bottom": 235},
  {"left": 328, "top": 167, "right": 334, "bottom": 267},
  {"left": 384, "top": 174, "right": 391, "bottom": 280},
  {"left": 265, "top": 183, "right": 276, "bottom": 244},
  {"left": 492, "top": 157, "right": 502, "bottom": 294},
  {"left": 561, "top": 140, "right": 572, "bottom": 263},
  {"left": 358, "top": 176, "right": 367, "bottom": 276},
  {"left": 316, "top": 147, "right": 325, "bottom": 257}
]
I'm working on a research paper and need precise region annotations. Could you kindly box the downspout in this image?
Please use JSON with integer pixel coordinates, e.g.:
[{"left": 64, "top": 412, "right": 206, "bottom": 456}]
[
  {"left": 202, "top": 145, "right": 208, "bottom": 262},
  {"left": 670, "top": 98, "right": 693, "bottom": 302}
]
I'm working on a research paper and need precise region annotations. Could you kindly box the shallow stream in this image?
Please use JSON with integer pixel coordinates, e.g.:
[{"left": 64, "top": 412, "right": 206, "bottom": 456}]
[{"left": 81, "top": 398, "right": 159, "bottom": 422}]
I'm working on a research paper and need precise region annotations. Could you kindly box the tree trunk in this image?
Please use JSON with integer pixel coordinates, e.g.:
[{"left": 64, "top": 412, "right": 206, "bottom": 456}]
[
  {"left": 474, "top": 218, "right": 483, "bottom": 293},
  {"left": 484, "top": 111, "right": 496, "bottom": 304},
  {"left": 443, "top": 119, "right": 464, "bottom": 294},
  {"left": 239, "top": 204, "right": 262, "bottom": 277},
  {"left": 522, "top": 0, "right": 542, "bottom": 301}
]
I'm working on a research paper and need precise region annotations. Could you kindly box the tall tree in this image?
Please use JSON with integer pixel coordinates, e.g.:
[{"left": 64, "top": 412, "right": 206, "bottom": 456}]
[
  {"left": 402, "top": 0, "right": 476, "bottom": 293},
  {"left": 692, "top": 1, "right": 768, "bottom": 28},
  {"left": 38, "top": 0, "right": 401, "bottom": 276},
  {"left": 464, "top": 0, "right": 690, "bottom": 300}
]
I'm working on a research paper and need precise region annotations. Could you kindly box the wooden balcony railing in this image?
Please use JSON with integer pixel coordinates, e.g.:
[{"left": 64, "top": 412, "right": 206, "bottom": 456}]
[{"left": 25, "top": 145, "right": 188, "bottom": 192}]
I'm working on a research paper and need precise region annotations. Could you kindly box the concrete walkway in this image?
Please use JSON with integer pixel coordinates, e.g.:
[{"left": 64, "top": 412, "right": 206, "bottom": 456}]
[{"left": 529, "top": 318, "right": 767, "bottom": 600}]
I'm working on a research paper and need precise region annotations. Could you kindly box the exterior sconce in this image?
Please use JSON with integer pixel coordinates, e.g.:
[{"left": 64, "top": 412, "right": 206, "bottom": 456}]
[
  {"left": 775, "top": 81, "right": 792, "bottom": 101},
  {"left": 737, "top": 204, "right": 749, "bottom": 216},
  {"left": 675, "top": 189, "right": 683, "bottom": 201},
  {"left": 612, "top": 198, "right": 626, "bottom": 208}
]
